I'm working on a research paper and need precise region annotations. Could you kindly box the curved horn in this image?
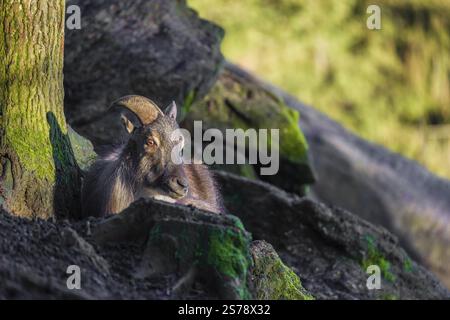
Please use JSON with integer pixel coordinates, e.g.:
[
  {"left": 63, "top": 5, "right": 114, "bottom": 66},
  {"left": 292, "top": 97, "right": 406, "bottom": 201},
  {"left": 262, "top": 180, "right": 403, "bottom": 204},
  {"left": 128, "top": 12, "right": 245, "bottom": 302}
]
[{"left": 110, "top": 95, "right": 163, "bottom": 125}]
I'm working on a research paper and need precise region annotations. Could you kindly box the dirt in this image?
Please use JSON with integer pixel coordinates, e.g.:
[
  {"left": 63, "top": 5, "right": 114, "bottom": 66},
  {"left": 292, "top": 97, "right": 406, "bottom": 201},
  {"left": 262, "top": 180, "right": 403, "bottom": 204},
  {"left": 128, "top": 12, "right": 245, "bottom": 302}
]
[{"left": 0, "top": 210, "right": 208, "bottom": 299}]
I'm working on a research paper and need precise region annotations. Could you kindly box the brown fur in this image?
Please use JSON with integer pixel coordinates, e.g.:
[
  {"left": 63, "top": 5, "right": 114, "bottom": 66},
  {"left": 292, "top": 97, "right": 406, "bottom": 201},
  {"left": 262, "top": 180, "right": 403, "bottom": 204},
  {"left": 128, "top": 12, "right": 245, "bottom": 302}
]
[
  {"left": 178, "top": 164, "right": 223, "bottom": 214},
  {"left": 81, "top": 95, "right": 223, "bottom": 217}
]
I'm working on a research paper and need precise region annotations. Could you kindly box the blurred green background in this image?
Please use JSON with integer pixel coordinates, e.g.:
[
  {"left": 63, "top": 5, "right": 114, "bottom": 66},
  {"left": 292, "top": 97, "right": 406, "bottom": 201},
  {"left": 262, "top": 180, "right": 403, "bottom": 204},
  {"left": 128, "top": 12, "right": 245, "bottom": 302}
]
[{"left": 189, "top": 0, "right": 450, "bottom": 179}]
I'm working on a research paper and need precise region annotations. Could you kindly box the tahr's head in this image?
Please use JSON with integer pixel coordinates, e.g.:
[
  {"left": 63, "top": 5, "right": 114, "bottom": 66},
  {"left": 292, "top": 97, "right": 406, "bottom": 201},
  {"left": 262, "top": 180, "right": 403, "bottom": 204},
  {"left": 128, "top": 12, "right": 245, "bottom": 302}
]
[{"left": 111, "top": 95, "right": 188, "bottom": 200}]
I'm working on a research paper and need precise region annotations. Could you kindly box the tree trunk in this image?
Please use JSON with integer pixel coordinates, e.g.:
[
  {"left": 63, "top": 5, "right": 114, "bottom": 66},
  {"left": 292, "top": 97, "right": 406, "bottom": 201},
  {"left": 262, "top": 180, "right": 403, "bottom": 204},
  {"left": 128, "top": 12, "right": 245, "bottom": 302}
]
[{"left": 0, "top": 0, "right": 81, "bottom": 219}]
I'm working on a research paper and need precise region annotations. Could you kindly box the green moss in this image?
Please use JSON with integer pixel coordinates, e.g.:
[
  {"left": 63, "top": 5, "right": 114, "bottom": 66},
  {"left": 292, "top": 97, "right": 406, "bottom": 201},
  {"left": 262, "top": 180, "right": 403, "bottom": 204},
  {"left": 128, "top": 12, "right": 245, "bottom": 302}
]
[
  {"left": 362, "top": 235, "right": 396, "bottom": 283},
  {"left": 1, "top": 81, "right": 71, "bottom": 181},
  {"left": 207, "top": 229, "right": 249, "bottom": 279},
  {"left": 239, "top": 164, "right": 258, "bottom": 179},
  {"left": 5, "top": 125, "right": 56, "bottom": 179},
  {"left": 68, "top": 127, "right": 96, "bottom": 171},
  {"left": 380, "top": 293, "right": 398, "bottom": 300},
  {"left": 0, "top": 157, "right": 13, "bottom": 204},
  {"left": 146, "top": 216, "right": 315, "bottom": 300},
  {"left": 262, "top": 258, "right": 313, "bottom": 300},
  {"left": 146, "top": 214, "right": 253, "bottom": 299},
  {"left": 278, "top": 105, "right": 309, "bottom": 164},
  {"left": 181, "top": 90, "right": 196, "bottom": 120},
  {"left": 190, "top": 0, "right": 450, "bottom": 180},
  {"left": 0, "top": 2, "right": 67, "bottom": 181},
  {"left": 183, "top": 70, "right": 313, "bottom": 185},
  {"left": 207, "top": 227, "right": 252, "bottom": 299},
  {"left": 227, "top": 215, "right": 245, "bottom": 230},
  {"left": 251, "top": 241, "right": 314, "bottom": 300},
  {"left": 403, "top": 257, "right": 414, "bottom": 273}
]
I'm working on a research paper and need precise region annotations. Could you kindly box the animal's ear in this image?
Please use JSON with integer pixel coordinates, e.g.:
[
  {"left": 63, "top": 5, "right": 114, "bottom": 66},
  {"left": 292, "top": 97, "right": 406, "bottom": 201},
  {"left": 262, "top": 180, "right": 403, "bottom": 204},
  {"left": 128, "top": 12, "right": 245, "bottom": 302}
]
[
  {"left": 164, "top": 101, "right": 177, "bottom": 121},
  {"left": 121, "top": 114, "right": 135, "bottom": 134}
]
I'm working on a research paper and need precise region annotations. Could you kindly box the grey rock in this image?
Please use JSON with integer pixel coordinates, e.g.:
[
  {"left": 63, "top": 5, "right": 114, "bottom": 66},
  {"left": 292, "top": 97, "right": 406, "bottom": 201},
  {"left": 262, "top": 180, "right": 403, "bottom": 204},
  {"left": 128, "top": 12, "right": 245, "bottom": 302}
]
[
  {"left": 92, "top": 199, "right": 253, "bottom": 299},
  {"left": 58, "top": 0, "right": 450, "bottom": 297},
  {"left": 64, "top": 0, "right": 224, "bottom": 146},
  {"left": 250, "top": 240, "right": 313, "bottom": 300},
  {"left": 67, "top": 126, "right": 96, "bottom": 171},
  {"left": 216, "top": 170, "right": 450, "bottom": 299},
  {"left": 0, "top": 257, "right": 93, "bottom": 300},
  {"left": 61, "top": 227, "right": 110, "bottom": 276},
  {"left": 224, "top": 62, "right": 450, "bottom": 289}
]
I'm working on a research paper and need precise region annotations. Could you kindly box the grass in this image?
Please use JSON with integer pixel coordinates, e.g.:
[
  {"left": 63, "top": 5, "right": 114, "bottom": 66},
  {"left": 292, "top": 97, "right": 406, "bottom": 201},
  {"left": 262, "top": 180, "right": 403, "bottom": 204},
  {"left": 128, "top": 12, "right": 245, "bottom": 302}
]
[{"left": 188, "top": 0, "right": 450, "bottom": 179}]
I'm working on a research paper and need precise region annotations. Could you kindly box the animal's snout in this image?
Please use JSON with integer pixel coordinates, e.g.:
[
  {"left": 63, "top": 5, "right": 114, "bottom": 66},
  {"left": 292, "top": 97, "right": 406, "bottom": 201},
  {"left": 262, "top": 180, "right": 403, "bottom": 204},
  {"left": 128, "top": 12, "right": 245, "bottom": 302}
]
[{"left": 167, "top": 176, "right": 188, "bottom": 198}]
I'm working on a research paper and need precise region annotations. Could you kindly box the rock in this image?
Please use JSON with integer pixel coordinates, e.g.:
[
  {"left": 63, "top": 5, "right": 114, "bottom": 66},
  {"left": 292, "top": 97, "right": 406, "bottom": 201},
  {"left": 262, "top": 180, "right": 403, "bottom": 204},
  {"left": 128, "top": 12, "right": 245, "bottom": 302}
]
[
  {"left": 0, "top": 210, "right": 114, "bottom": 299},
  {"left": 1, "top": 177, "right": 447, "bottom": 299},
  {"left": 182, "top": 68, "right": 315, "bottom": 194},
  {"left": 63, "top": 0, "right": 314, "bottom": 193},
  {"left": 216, "top": 170, "right": 449, "bottom": 299},
  {"left": 250, "top": 240, "right": 313, "bottom": 300},
  {"left": 67, "top": 126, "right": 96, "bottom": 171},
  {"left": 224, "top": 62, "right": 450, "bottom": 290},
  {"left": 64, "top": 0, "right": 224, "bottom": 146},
  {"left": 59, "top": 0, "right": 450, "bottom": 296},
  {"left": 90, "top": 198, "right": 318, "bottom": 300},
  {"left": 92, "top": 199, "right": 253, "bottom": 299},
  {"left": 61, "top": 227, "right": 110, "bottom": 276},
  {"left": 0, "top": 258, "right": 93, "bottom": 300},
  {"left": 0, "top": 207, "right": 214, "bottom": 299}
]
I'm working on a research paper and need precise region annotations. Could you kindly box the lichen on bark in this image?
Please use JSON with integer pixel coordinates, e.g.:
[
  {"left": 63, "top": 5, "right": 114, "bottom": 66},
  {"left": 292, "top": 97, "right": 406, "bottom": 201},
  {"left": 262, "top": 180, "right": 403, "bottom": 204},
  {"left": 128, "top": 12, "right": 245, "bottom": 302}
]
[{"left": 0, "top": 0, "right": 81, "bottom": 219}]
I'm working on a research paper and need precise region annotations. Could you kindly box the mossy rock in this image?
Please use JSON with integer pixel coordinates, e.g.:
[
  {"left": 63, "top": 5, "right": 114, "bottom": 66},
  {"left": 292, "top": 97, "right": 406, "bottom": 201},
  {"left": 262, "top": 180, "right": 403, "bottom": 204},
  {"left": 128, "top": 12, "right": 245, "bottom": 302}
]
[
  {"left": 146, "top": 213, "right": 253, "bottom": 299},
  {"left": 182, "top": 69, "right": 314, "bottom": 195},
  {"left": 92, "top": 198, "right": 318, "bottom": 300},
  {"left": 250, "top": 240, "right": 313, "bottom": 300},
  {"left": 92, "top": 198, "right": 254, "bottom": 299},
  {"left": 361, "top": 235, "right": 397, "bottom": 284},
  {"left": 68, "top": 126, "right": 96, "bottom": 171}
]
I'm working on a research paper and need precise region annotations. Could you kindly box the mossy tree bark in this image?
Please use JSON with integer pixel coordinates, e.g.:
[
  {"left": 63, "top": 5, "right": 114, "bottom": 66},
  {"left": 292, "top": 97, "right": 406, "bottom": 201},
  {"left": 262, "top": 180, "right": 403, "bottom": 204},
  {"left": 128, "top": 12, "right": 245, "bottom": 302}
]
[{"left": 0, "top": 1, "right": 81, "bottom": 219}]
